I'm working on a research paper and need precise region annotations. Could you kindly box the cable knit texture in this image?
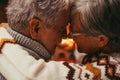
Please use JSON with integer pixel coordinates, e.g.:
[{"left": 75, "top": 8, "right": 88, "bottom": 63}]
[{"left": 6, "top": 25, "right": 51, "bottom": 60}]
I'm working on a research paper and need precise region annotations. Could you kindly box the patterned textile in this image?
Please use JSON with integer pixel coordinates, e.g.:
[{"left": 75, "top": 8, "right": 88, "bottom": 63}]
[
  {"left": 0, "top": 24, "right": 51, "bottom": 79},
  {"left": 82, "top": 53, "right": 120, "bottom": 79}
]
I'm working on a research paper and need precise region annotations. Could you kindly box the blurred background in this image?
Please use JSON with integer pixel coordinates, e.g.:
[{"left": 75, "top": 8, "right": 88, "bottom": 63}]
[{"left": 0, "top": 0, "right": 8, "bottom": 23}]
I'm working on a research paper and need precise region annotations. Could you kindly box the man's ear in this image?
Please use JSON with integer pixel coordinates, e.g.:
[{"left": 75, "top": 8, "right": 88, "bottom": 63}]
[
  {"left": 98, "top": 35, "right": 109, "bottom": 48},
  {"left": 29, "top": 18, "right": 43, "bottom": 39}
]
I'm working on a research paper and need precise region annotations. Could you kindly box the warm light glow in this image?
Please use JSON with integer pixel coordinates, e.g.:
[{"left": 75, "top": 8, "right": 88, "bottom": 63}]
[
  {"left": 52, "top": 23, "right": 77, "bottom": 63},
  {"left": 60, "top": 38, "right": 75, "bottom": 49},
  {"left": 58, "top": 23, "right": 76, "bottom": 50},
  {"left": 64, "top": 23, "right": 78, "bottom": 50},
  {"left": 66, "top": 23, "right": 70, "bottom": 35},
  {"left": 60, "top": 38, "right": 78, "bottom": 50}
]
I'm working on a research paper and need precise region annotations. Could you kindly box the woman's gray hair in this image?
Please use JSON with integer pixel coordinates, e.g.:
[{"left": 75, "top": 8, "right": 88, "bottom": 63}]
[
  {"left": 72, "top": 0, "right": 103, "bottom": 36},
  {"left": 6, "top": 0, "right": 70, "bottom": 30},
  {"left": 72, "top": 0, "right": 120, "bottom": 52}
]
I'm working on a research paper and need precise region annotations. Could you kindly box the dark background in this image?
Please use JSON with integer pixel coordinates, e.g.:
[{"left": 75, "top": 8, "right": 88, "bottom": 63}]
[
  {"left": 1, "top": 0, "right": 8, "bottom": 2},
  {"left": 0, "top": 0, "right": 8, "bottom": 23}
]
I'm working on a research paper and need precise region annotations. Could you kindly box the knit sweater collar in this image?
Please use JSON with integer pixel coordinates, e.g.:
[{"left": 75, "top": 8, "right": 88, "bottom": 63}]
[{"left": 6, "top": 25, "right": 51, "bottom": 60}]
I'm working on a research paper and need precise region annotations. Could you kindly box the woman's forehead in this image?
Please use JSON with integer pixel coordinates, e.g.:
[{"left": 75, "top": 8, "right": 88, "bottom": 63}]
[{"left": 71, "top": 18, "right": 84, "bottom": 33}]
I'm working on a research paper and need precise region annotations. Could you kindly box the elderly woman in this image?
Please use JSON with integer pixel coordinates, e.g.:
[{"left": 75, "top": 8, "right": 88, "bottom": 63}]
[{"left": 70, "top": 0, "right": 120, "bottom": 79}]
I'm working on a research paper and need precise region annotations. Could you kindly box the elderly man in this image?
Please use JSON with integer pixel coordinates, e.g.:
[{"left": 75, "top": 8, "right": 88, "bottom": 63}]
[{"left": 0, "top": 0, "right": 73, "bottom": 79}]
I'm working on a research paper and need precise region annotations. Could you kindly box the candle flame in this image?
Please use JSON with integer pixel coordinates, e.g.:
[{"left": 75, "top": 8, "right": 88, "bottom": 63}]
[
  {"left": 66, "top": 23, "right": 70, "bottom": 35},
  {"left": 59, "top": 23, "right": 76, "bottom": 50},
  {"left": 52, "top": 23, "right": 78, "bottom": 63}
]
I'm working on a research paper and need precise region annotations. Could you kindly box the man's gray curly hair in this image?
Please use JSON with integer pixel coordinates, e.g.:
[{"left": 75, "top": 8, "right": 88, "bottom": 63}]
[{"left": 6, "top": 0, "right": 71, "bottom": 31}]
